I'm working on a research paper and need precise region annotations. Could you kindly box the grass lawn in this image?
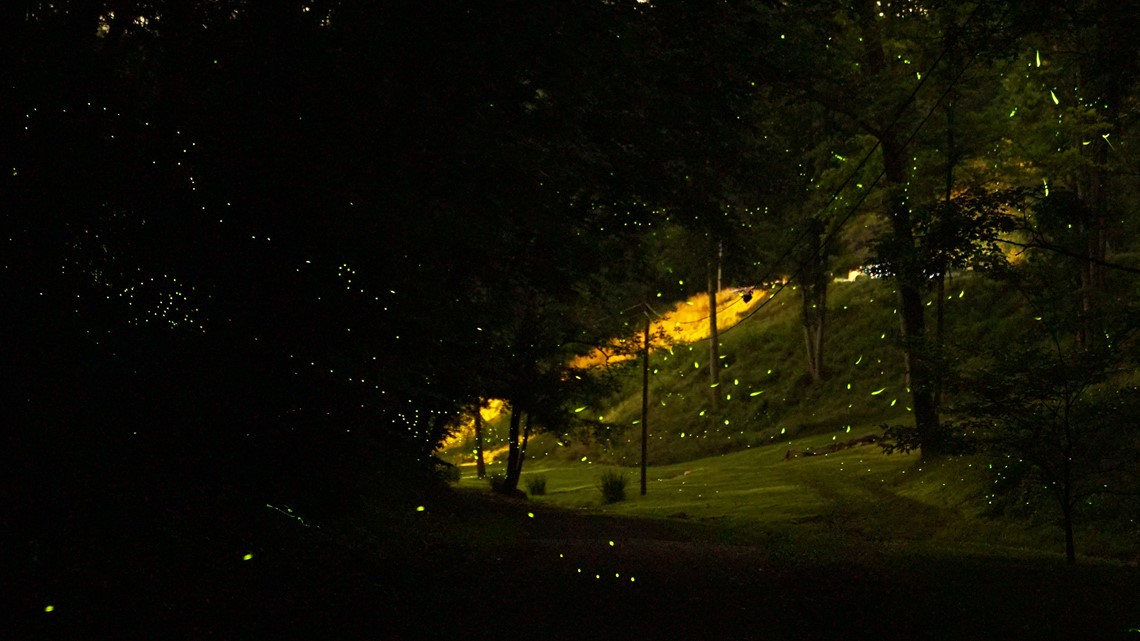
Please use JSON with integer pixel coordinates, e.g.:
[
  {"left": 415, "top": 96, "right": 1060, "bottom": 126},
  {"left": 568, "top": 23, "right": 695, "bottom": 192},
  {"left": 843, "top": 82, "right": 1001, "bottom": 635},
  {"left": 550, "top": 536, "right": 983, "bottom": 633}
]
[
  {"left": 428, "top": 432, "right": 1140, "bottom": 640},
  {"left": 11, "top": 431, "right": 1138, "bottom": 640},
  {"left": 462, "top": 432, "right": 1033, "bottom": 557}
]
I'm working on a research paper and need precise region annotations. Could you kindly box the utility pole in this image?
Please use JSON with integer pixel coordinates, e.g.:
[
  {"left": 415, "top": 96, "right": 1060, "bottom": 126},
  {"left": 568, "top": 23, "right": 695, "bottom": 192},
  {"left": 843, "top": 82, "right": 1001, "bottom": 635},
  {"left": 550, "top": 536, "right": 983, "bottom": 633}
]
[
  {"left": 707, "top": 255, "right": 722, "bottom": 412},
  {"left": 640, "top": 309, "right": 650, "bottom": 496}
]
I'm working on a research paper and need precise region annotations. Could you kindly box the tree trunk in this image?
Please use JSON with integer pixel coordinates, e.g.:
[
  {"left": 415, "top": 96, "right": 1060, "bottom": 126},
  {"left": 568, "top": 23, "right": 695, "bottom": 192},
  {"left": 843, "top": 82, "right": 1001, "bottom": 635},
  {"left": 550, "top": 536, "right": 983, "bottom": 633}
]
[
  {"left": 1062, "top": 499, "right": 1077, "bottom": 564},
  {"left": 502, "top": 405, "right": 523, "bottom": 492},
  {"left": 934, "top": 99, "right": 954, "bottom": 411},
  {"left": 801, "top": 218, "right": 828, "bottom": 383},
  {"left": 707, "top": 261, "right": 721, "bottom": 412},
  {"left": 802, "top": 294, "right": 825, "bottom": 382},
  {"left": 641, "top": 312, "right": 650, "bottom": 496},
  {"left": 1077, "top": 131, "right": 1109, "bottom": 347},
  {"left": 849, "top": 0, "right": 939, "bottom": 454},
  {"left": 882, "top": 134, "right": 941, "bottom": 457},
  {"left": 518, "top": 413, "right": 531, "bottom": 476},
  {"left": 1061, "top": 401, "right": 1077, "bottom": 563},
  {"left": 934, "top": 272, "right": 945, "bottom": 411},
  {"left": 1059, "top": 452, "right": 1076, "bottom": 564},
  {"left": 1073, "top": 52, "right": 1116, "bottom": 347},
  {"left": 473, "top": 400, "right": 487, "bottom": 480}
]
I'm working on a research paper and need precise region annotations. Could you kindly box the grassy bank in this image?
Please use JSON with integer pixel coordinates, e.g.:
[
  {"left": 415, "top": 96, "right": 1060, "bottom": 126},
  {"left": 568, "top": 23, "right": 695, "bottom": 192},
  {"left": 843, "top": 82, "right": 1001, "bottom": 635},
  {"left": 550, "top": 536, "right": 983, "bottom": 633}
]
[
  {"left": 442, "top": 273, "right": 1033, "bottom": 468},
  {"left": 458, "top": 429, "right": 1138, "bottom": 564}
]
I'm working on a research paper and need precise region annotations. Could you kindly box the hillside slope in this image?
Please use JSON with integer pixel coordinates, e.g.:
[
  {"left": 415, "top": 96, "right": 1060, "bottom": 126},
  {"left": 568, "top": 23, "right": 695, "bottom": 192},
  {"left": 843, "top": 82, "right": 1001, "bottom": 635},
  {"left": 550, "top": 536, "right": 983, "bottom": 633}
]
[{"left": 443, "top": 272, "right": 1030, "bottom": 467}]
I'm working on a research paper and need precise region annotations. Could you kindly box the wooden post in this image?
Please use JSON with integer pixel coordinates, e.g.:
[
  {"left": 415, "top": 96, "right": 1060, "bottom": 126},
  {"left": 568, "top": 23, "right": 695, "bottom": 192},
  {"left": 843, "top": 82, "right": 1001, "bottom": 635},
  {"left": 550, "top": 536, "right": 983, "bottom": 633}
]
[{"left": 641, "top": 311, "right": 650, "bottom": 496}]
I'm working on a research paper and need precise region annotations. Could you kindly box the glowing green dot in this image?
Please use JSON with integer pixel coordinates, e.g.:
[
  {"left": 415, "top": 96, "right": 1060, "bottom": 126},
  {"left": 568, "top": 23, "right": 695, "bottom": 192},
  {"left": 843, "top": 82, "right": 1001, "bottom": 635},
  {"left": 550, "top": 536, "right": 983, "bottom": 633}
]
[
  {"left": 416, "top": 506, "right": 425, "bottom": 512},
  {"left": 44, "top": 605, "right": 55, "bottom": 613},
  {"left": 243, "top": 553, "right": 253, "bottom": 561},
  {"left": 527, "top": 512, "right": 534, "bottom": 518},
  {"left": 609, "top": 540, "right": 615, "bottom": 546}
]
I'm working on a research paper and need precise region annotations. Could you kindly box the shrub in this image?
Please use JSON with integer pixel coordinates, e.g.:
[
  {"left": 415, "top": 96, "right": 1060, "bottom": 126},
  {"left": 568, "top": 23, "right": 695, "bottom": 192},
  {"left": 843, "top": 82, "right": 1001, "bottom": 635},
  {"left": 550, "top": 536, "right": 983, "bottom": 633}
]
[
  {"left": 432, "top": 458, "right": 461, "bottom": 482},
  {"left": 525, "top": 475, "right": 547, "bottom": 496},
  {"left": 598, "top": 470, "right": 628, "bottom": 504}
]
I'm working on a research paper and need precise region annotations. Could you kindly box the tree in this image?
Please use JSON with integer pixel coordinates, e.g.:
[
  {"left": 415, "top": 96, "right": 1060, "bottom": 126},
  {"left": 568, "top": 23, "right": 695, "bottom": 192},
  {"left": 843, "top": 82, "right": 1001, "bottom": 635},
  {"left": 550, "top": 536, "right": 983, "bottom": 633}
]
[
  {"left": 950, "top": 332, "right": 1139, "bottom": 564},
  {"left": 606, "top": 1, "right": 812, "bottom": 408},
  {"left": 884, "top": 185, "right": 1140, "bottom": 563},
  {"left": 933, "top": 0, "right": 1140, "bottom": 348},
  {"left": 472, "top": 400, "right": 489, "bottom": 480},
  {"left": 2, "top": 0, "right": 670, "bottom": 516},
  {"left": 795, "top": 217, "right": 831, "bottom": 382},
  {"left": 747, "top": 0, "right": 1036, "bottom": 455}
]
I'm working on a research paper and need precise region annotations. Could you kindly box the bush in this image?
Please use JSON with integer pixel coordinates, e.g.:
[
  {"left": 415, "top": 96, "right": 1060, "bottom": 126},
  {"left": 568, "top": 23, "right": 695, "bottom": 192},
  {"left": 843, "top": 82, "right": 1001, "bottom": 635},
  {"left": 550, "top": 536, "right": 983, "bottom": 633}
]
[
  {"left": 525, "top": 475, "right": 547, "bottom": 496},
  {"left": 598, "top": 470, "right": 628, "bottom": 504},
  {"left": 432, "top": 458, "right": 461, "bottom": 482}
]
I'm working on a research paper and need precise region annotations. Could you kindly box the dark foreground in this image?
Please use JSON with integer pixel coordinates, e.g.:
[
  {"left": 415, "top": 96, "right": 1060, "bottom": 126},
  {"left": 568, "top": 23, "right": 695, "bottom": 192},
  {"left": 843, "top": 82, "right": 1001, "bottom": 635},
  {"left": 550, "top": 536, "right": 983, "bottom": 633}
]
[{"left": 6, "top": 485, "right": 1139, "bottom": 641}]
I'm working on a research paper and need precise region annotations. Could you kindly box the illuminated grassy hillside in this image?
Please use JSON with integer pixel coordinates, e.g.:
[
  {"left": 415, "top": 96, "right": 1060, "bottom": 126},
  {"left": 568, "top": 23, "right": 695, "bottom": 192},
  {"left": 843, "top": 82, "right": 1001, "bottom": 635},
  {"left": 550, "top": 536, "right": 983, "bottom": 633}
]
[{"left": 441, "top": 273, "right": 1032, "bottom": 468}]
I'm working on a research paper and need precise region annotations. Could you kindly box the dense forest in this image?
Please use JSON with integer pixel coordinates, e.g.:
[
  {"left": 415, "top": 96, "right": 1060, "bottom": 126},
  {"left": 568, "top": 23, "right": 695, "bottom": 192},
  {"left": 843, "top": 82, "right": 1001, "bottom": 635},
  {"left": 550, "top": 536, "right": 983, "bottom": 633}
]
[{"left": 4, "top": 1, "right": 1140, "bottom": 638}]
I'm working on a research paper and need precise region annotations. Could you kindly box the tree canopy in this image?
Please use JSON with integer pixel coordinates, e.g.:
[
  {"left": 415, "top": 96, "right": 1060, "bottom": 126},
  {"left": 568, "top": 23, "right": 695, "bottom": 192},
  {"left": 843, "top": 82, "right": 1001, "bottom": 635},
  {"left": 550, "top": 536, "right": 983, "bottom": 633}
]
[{"left": 5, "top": 0, "right": 1139, "bottom": 519}]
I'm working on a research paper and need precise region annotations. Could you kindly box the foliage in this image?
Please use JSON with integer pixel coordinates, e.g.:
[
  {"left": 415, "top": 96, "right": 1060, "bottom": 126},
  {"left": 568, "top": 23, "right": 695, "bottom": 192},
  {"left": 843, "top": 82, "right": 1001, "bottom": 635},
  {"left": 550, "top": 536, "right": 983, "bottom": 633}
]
[
  {"left": 879, "top": 421, "right": 978, "bottom": 457},
  {"left": 434, "top": 459, "right": 462, "bottom": 483},
  {"left": 948, "top": 339, "right": 1140, "bottom": 562},
  {"left": 7, "top": 0, "right": 1140, "bottom": 565},
  {"left": 488, "top": 474, "right": 508, "bottom": 494},
  {"left": 525, "top": 475, "right": 548, "bottom": 496},
  {"left": 871, "top": 187, "right": 1030, "bottom": 282},
  {"left": 598, "top": 470, "right": 629, "bottom": 504}
]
